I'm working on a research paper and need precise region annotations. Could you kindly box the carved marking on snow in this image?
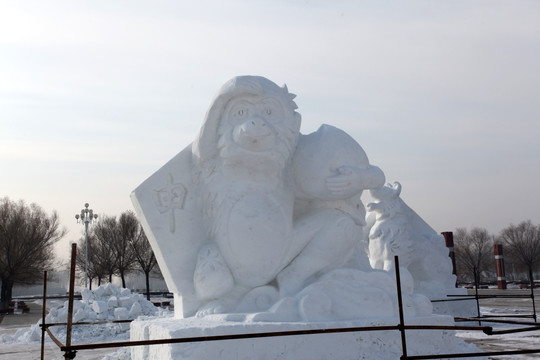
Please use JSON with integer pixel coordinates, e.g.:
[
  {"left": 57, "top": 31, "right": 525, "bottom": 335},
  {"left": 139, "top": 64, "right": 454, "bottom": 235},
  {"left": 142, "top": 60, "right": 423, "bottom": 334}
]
[{"left": 153, "top": 173, "right": 187, "bottom": 233}]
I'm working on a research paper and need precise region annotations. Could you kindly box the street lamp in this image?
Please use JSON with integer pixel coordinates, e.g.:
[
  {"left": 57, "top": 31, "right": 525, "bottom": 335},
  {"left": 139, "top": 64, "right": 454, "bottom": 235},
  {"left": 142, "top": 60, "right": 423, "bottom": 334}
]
[{"left": 75, "top": 203, "right": 98, "bottom": 288}]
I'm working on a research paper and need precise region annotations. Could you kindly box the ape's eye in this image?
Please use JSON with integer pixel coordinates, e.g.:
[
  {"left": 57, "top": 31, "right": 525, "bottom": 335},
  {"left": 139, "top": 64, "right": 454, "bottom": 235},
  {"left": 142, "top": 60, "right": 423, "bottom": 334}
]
[
  {"left": 258, "top": 98, "right": 283, "bottom": 122},
  {"left": 228, "top": 102, "right": 252, "bottom": 122}
]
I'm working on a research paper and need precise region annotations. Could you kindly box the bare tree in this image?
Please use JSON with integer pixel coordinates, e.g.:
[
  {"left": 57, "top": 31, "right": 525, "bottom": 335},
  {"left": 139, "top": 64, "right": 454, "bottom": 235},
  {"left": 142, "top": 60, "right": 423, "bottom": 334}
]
[
  {"left": 91, "top": 232, "right": 118, "bottom": 286},
  {"left": 501, "top": 251, "right": 528, "bottom": 282},
  {"left": 92, "top": 216, "right": 122, "bottom": 284},
  {"left": 75, "top": 234, "right": 113, "bottom": 289},
  {"left": 498, "top": 220, "right": 540, "bottom": 285},
  {"left": 115, "top": 211, "right": 138, "bottom": 288},
  {"left": 0, "top": 197, "right": 65, "bottom": 310},
  {"left": 453, "top": 227, "right": 494, "bottom": 284},
  {"left": 131, "top": 226, "right": 158, "bottom": 300},
  {"left": 90, "top": 212, "right": 138, "bottom": 288},
  {"left": 75, "top": 237, "right": 95, "bottom": 289}
]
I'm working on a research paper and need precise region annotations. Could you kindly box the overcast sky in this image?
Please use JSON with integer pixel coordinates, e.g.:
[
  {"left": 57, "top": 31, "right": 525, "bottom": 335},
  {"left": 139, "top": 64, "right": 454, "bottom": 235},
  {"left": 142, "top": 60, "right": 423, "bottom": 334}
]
[{"left": 1, "top": 0, "right": 539, "bottom": 260}]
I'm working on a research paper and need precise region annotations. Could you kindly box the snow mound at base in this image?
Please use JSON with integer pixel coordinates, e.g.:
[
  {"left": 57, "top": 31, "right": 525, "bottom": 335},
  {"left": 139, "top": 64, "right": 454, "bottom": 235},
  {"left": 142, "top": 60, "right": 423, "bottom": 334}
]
[{"left": 1, "top": 283, "right": 172, "bottom": 345}]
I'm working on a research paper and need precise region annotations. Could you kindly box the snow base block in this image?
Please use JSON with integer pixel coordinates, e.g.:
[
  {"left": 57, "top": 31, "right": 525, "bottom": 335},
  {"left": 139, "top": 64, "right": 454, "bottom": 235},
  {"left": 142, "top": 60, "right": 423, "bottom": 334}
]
[{"left": 130, "top": 315, "right": 482, "bottom": 360}]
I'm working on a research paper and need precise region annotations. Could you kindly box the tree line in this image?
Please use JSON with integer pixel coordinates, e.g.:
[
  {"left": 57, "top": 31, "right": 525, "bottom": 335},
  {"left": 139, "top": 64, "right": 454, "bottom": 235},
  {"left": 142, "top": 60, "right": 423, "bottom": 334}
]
[
  {"left": 453, "top": 220, "right": 540, "bottom": 285},
  {"left": 2, "top": 195, "right": 539, "bottom": 310},
  {"left": 0, "top": 197, "right": 158, "bottom": 309},
  {"left": 76, "top": 210, "right": 158, "bottom": 300},
  {"left": 0, "top": 197, "right": 65, "bottom": 310}
]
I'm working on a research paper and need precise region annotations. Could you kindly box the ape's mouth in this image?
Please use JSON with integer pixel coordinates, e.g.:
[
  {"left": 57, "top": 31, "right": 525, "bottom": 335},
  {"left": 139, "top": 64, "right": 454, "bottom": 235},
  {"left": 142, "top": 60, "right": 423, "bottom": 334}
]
[{"left": 233, "top": 127, "right": 275, "bottom": 152}]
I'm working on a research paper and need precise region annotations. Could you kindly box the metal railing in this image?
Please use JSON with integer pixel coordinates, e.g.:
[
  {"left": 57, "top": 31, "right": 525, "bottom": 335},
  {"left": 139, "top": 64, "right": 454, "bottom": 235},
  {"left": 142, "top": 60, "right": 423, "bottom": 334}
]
[
  {"left": 39, "top": 245, "right": 540, "bottom": 360},
  {"left": 432, "top": 265, "right": 537, "bottom": 326}
]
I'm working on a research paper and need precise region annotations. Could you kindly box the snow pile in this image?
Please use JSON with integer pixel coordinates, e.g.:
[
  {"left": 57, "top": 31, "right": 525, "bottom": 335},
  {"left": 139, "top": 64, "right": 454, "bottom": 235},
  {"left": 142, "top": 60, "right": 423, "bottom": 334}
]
[
  {"left": 1, "top": 283, "right": 170, "bottom": 345},
  {"left": 58, "top": 284, "right": 158, "bottom": 325}
]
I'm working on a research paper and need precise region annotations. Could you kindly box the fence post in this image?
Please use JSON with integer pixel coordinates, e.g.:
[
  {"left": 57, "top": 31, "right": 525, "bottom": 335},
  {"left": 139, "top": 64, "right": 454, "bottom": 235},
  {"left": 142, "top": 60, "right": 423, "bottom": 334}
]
[
  {"left": 493, "top": 244, "right": 507, "bottom": 290},
  {"left": 41, "top": 271, "right": 47, "bottom": 360},
  {"left": 441, "top": 232, "right": 457, "bottom": 287},
  {"left": 64, "top": 243, "right": 77, "bottom": 359},
  {"left": 473, "top": 266, "right": 481, "bottom": 325},
  {"left": 394, "top": 256, "right": 408, "bottom": 360},
  {"left": 528, "top": 268, "right": 537, "bottom": 323}
]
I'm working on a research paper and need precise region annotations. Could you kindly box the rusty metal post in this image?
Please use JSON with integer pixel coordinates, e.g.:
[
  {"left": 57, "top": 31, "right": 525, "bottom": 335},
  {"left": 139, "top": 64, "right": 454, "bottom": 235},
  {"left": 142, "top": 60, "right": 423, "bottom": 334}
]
[
  {"left": 529, "top": 268, "right": 537, "bottom": 323},
  {"left": 64, "top": 243, "right": 77, "bottom": 359},
  {"left": 441, "top": 232, "right": 457, "bottom": 286},
  {"left": 493, "top": 244, "right": 507, "bottom": 290},
  {"left": 41, "top": 271, "right": 48, "bottom": 360},
  {"left": 473, "top": 266, "right": 481, "bottom": 325},
  {"left": 394, "top": 256, "right": 408, "bottom": 360}
]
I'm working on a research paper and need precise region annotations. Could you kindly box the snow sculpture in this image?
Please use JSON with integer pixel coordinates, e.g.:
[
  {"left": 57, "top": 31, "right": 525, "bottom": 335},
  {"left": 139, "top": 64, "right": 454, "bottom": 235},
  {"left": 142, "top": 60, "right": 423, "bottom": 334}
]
[
  {"left": 131, "top": 75, "right": 453, "bottom": 320},
  {"left": 365, "top": 182, "right": 456, "bottom": 297},
  {"left": 132, "top": 76, "right": 394, "bottom": 319},
  {"left": 130, "top": 75, "right": 479, "bottom": 360},
  {"left": 364, "top": 181, "right": 474, "bottom": 317}
]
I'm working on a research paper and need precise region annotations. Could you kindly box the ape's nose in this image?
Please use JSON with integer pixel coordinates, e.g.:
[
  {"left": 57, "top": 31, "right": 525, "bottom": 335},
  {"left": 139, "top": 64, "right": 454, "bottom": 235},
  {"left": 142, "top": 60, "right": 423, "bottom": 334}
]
[
  {"left": 240, "top": 116, "right": 271, "bottom": 137},
  {"left": 233, "top": 116, "right": 275, "bottom": 152}
]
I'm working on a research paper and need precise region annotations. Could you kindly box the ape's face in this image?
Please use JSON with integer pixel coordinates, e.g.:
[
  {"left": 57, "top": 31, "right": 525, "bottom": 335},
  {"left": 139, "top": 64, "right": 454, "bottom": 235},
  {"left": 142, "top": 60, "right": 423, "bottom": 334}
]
[
  {"left": 217, "top": 95, "right": 299, "bottom": 167},
  {"left": 225, "top": 96, "right": 287, "bottom": 152}
]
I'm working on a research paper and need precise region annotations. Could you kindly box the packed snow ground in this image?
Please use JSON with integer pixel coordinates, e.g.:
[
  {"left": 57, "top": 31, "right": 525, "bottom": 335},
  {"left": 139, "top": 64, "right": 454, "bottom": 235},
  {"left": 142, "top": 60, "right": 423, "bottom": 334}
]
[
  {"left": 1, "top": 287, "right": 539, "bottom": 359},
  {"left": 455, "top": 306, "right": 540, "bottom": 359},
  {"left": 0, "top": 284, "right": 172, "bottom": 360}
]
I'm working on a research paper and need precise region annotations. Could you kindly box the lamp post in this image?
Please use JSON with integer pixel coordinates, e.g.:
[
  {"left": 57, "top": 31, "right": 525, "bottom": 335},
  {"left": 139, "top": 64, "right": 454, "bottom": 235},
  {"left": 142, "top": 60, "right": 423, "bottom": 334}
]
[{"left": 75, "top": 203, "right": 98, "bottom": 288}]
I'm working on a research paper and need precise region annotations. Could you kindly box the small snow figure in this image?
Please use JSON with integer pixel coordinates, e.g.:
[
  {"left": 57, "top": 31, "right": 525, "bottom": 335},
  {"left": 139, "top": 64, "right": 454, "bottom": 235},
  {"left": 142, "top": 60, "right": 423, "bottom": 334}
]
[{"left": 366, "top": 182, "right": 456, "bottom": 292}]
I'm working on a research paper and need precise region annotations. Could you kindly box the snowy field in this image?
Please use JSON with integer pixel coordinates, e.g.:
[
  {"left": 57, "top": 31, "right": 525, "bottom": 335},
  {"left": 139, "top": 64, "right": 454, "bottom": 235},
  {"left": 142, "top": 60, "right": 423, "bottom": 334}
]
[
  {"left": 455, "top": 290, "right": 540, "bottom": 360},
  {"left": 0, "top": 284, "right": 172, "bottom": 360},
  {"left": 1, "top": 288, "right": 539, "bottom": 360}
]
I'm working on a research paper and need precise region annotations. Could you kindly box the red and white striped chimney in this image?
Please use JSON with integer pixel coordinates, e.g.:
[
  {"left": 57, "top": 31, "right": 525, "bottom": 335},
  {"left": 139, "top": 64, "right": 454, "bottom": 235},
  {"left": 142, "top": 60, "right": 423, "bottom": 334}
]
[
  {"left": 494, "top": 244, "right": 507, "bottom": 290},
  {"left": 441, "top": 232, "right": 457, "bottom": 286}
]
